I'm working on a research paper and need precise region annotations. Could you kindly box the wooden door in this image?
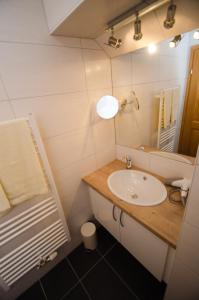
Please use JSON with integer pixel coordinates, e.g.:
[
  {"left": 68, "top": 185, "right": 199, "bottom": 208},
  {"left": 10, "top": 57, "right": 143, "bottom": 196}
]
[{"left": 179, "top": 45, "right": 199, "bottom": 156}]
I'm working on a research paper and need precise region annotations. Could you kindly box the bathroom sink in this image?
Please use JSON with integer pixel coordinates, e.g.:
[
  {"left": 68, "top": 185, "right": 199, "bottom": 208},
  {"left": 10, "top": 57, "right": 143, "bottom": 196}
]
[{"left": 108, "top": 170, "right": 167, "bottom": 206}]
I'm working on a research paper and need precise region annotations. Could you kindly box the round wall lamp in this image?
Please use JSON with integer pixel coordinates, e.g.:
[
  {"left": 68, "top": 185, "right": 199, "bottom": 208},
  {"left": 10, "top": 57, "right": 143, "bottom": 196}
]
[
  {"left": 193, "top": 30, "right": 199, "bottom": 40},
  {"left": 96, "top": 95, "right": 119, "bottom": 119}
]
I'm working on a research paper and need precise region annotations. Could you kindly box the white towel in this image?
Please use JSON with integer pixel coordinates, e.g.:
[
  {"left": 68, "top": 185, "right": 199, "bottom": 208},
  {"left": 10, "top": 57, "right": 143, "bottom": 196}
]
[
  {"left": 0, "top": 119, "right": 49, "bottom": 206},
  {"left": 171, "top": 88, "right": 179, "bottom": 123},
  {"left": 0, "top": 182, "right": 11, "bottom": 214},
  {"left": 162, "top": 89, "right": 172, "bottom": 128}
]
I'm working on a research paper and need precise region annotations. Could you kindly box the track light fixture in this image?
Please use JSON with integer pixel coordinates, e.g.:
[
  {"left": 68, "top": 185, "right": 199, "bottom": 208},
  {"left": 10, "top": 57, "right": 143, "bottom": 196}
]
[
  {"left": 164, "top": 0, "right": 176, "bottom": 29},
  {"left": 105, "top": 27, "right": 122, "bottom": 49},
  {"left": 169, "top": 35, "right": 182, "bottom": 48},
  {"left": 133, "top": 12, "right": 143, "bottom": 41}
]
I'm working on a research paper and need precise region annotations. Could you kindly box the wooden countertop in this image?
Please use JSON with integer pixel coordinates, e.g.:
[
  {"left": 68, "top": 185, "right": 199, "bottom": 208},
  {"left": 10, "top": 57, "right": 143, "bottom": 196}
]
[{"left": 83, "top": 160, "right": 184, "bottom": 248}]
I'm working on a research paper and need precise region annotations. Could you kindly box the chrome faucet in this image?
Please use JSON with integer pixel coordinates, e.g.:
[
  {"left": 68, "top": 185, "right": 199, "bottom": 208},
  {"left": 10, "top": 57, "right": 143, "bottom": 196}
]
[{"left": 125, "top": 156, "right": 132, "bottom": 169}]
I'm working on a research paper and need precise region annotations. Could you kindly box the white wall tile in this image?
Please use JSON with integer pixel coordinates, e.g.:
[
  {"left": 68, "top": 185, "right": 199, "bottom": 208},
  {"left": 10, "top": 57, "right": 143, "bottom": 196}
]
[
  {"left": 185, "top": 165, "right": 199, "bottom": 228},
  {"left": 0, "top": 43, "right": 86, "bottom": 98},
  {"left": 81, "top": 39, "right": 101, "bottom": 50},
  {"left": 54, "top": 155, "right": 96, "bottom": 199},
  {"left": 177, "top": 222, "right": 199, "bottom": 275},
  {"left": 45, "top": 127, "right": 95, "bottom": 172},
  {"left": 11, "top": 91, "right": 90, "bottom": 139},
  {"left": 111, "top": 53, "right": 132, "bottom": 87},
  {"left": 0, "top": 78, "right": 7, "bottom": 101},
  {"left": 132, "top": 53, "right": 160, "bottom": 85},
  {"left": 149, "top": 154, "right": 194, "bottom": 179},
  {"left": 96, "top": 146, "right": 116, "bottom": 169},
  {"left": 93, "top": 119, "right": 115, "bottom": 153},
  {"left": 83, "top": 49, "right": 112, "bottom": 90},
  {"left": 61, "top": 181, "right": 93, "bottom": 220},
  {"left": 0, "top": 0, "right": 81, "bottom": 47},
  {"left": 164, "top": 257, "right": 199, "bottom": 300},
  {"left": 0, "top": 101, "right": 14, "bottom": 121},
  {"left": 116, "top": 145, "right": 150, "bottom": 171}
]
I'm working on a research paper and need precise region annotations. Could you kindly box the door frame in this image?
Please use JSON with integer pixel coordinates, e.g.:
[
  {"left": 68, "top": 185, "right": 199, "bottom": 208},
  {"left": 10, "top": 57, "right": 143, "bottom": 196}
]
[{"left": 178, "top": 45, "right": 199, "bottom": 154}]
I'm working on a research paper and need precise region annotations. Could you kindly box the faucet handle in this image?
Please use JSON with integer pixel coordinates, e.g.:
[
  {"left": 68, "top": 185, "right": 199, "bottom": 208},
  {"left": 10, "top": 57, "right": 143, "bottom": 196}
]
[
  {"left": 123, "top": 155, "right": 132, "bottom": 169},
  {"left": 126, "top": 155, "right": 132, "bottom": 162}
]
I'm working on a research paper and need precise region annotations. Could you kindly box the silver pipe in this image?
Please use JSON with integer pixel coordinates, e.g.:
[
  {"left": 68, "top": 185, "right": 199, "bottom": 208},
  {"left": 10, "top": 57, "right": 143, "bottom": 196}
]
[{"left": 106, "top": 0, "right": 170, "bottom": 32}]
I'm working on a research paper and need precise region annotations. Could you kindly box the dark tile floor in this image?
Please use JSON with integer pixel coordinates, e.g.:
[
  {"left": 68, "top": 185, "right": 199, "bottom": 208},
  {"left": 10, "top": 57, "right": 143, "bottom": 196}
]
[{"left": 17, "top": 226, "right": 166, "bottom": 300}]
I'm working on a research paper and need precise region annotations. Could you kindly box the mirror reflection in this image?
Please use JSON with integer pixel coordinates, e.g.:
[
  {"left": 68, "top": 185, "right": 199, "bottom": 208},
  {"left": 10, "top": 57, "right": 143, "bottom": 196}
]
[{"left": 113, "top": 29, "right": 199, "bottom": 160}]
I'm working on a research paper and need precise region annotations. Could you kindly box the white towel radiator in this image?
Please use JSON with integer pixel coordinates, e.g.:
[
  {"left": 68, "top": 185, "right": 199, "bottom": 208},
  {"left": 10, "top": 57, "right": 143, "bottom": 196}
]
[{"left": 0, "top": 115, "right": 70, "bottom": 290}]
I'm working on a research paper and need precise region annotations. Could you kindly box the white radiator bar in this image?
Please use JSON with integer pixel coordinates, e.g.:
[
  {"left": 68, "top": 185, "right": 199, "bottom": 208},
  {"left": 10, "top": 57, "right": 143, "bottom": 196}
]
[
  {"left": 0, "top": 205, "right": 57, "bottom": 246},
  {"left": 7, "top": 238, "right": 67, "bottom": 286},
  {"left": 0, "top": 220, "right": 61, "bottom": 264},
  {"left": 3, "top": 234, "right": 66, "bottom": 280},
  {"left": 0, "top": 220, "right": 68, "bottom": 286},
  {"left": 0, "top": 197, "right": 53, "bottom": 229},
  {"left": 1, "top": 200, "right": 54, "bottom": 234},
  {"left": 0, "top": 224, "right": 65, "bottom": 272}
]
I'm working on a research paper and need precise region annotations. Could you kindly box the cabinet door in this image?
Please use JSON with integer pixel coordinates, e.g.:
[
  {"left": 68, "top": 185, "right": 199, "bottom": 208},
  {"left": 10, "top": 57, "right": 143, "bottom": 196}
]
[
  {"left": 120, "top": 212, "right": 168, "bottom": 281},
  {"left": 89, "top": 188, "right": 120, "bottom": 241}
]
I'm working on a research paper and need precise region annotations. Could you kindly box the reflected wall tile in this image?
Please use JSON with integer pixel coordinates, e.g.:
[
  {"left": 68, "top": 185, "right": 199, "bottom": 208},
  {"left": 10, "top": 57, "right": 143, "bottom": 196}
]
[
  {"left": 111, "top": 53, "right": 132, "bottom": 87},
  {"left": 132, "top": 52, "right": 160, "bottom": 85}
]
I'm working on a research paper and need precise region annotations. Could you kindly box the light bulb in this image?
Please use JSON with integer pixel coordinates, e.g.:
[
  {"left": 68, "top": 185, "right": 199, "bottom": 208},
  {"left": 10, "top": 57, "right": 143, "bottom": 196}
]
[
  {"left": 96, "top": 95, "right": 119, "bottom": 119},
  {"left": 193, "top": 30, "right": 199, "bottom": 40},
  {"left": 148, "top": 44, "right": 157, "bottom": 54},
  {"left": 169, "top": 41, "right": 176, "bottom": 48}
]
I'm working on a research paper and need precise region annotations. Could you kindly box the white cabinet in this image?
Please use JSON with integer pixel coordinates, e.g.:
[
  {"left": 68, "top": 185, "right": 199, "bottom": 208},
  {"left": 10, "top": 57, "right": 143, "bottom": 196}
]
[
  {"left": 89, "top": 188, "right": 172, "bottom": 281},
  {"left": 120, "top": 211, "right": 168, "bottom": 280},
  {"left": 89, "top": 188, "right": 120, "bottom": 241}
]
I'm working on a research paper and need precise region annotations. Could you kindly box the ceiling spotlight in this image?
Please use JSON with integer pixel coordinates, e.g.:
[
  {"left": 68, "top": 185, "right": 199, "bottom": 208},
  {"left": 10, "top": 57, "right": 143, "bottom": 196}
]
[
  {"left": 105, "top": 27, "right": 122, "bottom": 49},
  {"left": 169, "top": 35, "right": 182, "bottom": 48},
  {"left": 193, "top": 30, "right": 199, "bottom": 40},
  {"left": 164, "top": 0, "right": 177, "bottom": 29},
  {"left": 133, "top": 12, "right": 143, "bottom": 41},
  {"left": 148, "top": 44, "right": 157, "bottom": 54}
]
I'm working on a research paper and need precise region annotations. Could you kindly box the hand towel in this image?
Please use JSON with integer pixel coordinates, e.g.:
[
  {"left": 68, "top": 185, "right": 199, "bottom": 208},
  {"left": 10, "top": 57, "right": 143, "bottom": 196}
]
[
  {"left": 0, "top": 182, "right": 11, "bottom": 214},
  {"left": 0, "top": 119, "right": 49, "bottom": 206},
  {"left": 163, "top": 89, "right": 172, "bottom": 128},
  {"left": 171, "top": 88, "right": 179, "bottom": 123}
]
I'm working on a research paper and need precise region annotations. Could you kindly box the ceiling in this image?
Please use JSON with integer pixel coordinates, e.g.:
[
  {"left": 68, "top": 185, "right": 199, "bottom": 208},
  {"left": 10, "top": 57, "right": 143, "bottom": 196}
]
[{"left": 53, "top": 0, "right": 142, "bottom": 38}]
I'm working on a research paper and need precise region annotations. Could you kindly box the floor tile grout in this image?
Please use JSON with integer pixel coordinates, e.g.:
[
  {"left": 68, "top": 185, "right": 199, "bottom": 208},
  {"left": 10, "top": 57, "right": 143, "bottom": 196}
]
[
  {"left": 66, "top": 257, "right": 93, "bottom": 300},
  {"left": 59, "top": 280, "right": 80, "bottom": 300},
  {"left": 103, "top": 255, "right": 141, "bottom": 300},
  {"left": 39, "top": 279, "right": 48, "bottom": 300}
]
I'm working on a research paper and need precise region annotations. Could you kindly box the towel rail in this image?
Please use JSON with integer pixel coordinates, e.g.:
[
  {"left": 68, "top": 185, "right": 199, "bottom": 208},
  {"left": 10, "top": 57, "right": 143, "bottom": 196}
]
[{"left": 0, "top": 115, "right": 70, "bottom": 291}]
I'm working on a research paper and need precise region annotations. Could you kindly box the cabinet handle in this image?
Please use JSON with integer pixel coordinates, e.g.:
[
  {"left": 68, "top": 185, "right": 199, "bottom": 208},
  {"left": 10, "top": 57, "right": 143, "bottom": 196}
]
[
  {"left": 120, "top": 210, "right": 124, "bottom": 227},
  {"left": 112, "top": 205, "right": 117, "bottom": 221}
]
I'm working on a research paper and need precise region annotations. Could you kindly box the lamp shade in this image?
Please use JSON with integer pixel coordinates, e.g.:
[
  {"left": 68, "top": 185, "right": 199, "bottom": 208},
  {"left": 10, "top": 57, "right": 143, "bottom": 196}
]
[{"left": 96, "top": 95, "right": 119, "bottom": 119}]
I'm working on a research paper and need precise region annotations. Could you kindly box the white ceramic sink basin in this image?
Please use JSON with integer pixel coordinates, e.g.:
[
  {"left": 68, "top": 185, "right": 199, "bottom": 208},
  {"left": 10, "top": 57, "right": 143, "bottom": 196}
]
[{"left": 108, "top": 170, "right": 167, "bottom": 206}]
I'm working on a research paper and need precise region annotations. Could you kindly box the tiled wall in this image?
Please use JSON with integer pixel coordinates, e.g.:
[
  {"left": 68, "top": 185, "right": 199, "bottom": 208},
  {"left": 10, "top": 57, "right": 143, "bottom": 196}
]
[
  {"left": 0, "top": 0, "right": 115, "bottom": 249},
  {"left": 164, "top": 150, "right": 199, "bottom": 299},
  {"left": 116, "top": 145, "right": 194, "bottom": 180},
  {"left": 112, "top": 35, "right": 190, "bottom": 151}
]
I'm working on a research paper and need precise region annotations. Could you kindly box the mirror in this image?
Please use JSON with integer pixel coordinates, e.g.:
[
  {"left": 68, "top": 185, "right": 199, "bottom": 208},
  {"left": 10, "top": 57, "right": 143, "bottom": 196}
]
[{"left": 113, "top": 29, "right": 199, "bottom": 164}]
